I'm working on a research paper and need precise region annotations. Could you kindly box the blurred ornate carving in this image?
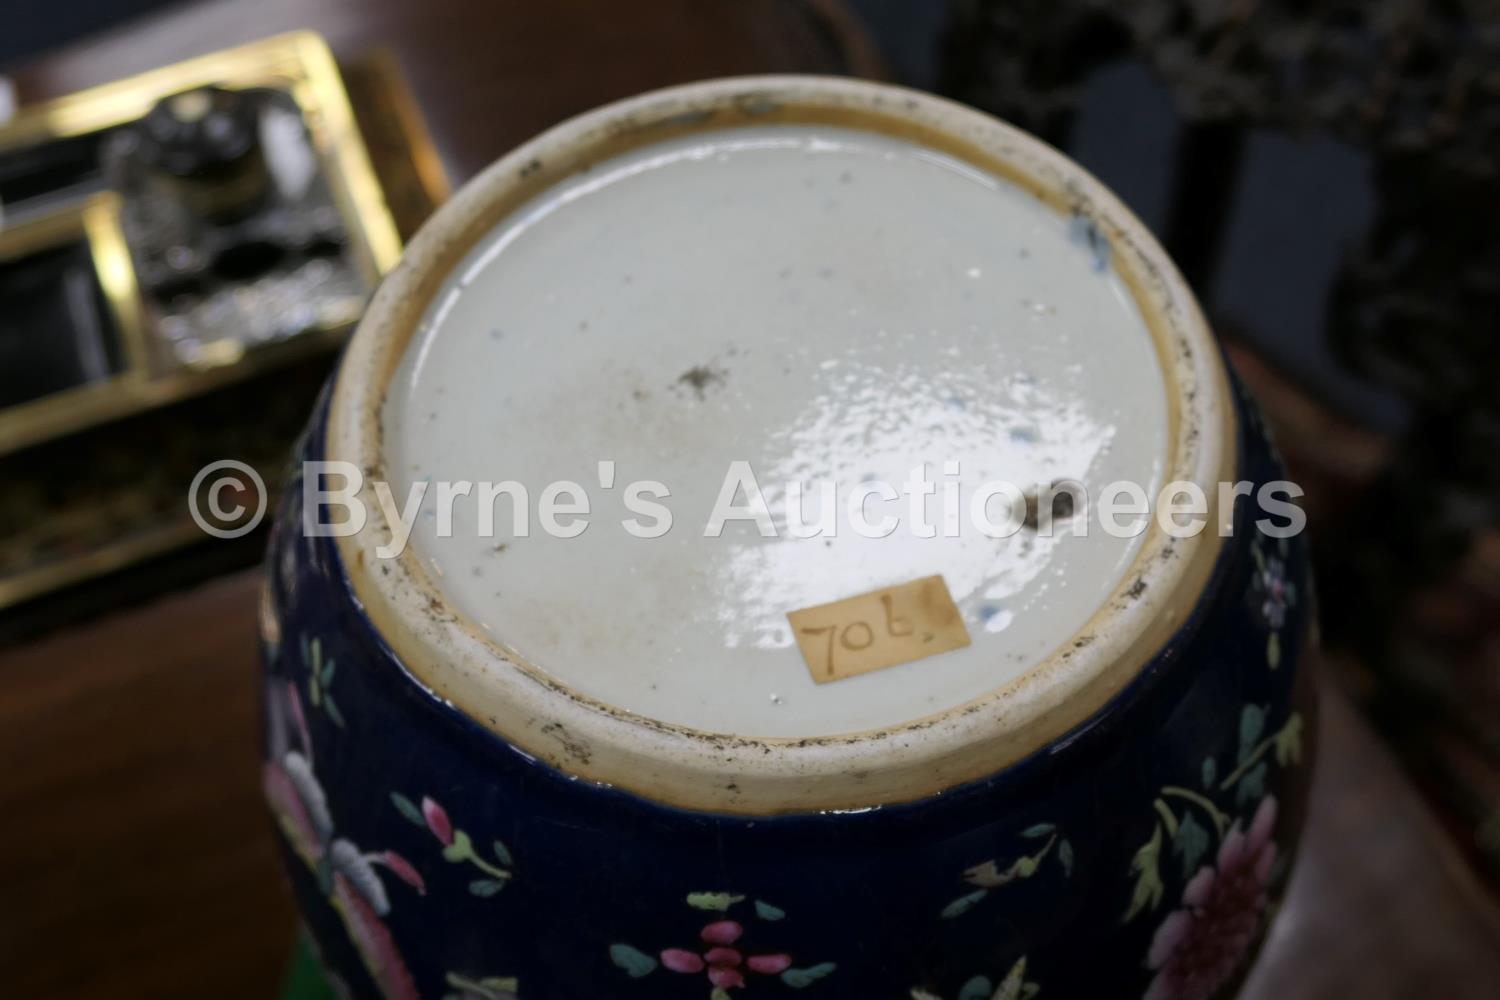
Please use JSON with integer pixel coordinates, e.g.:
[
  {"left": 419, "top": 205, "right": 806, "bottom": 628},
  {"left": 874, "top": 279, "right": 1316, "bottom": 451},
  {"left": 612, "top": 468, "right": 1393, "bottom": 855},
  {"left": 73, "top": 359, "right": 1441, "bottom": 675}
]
[{"left": 947, "top": 0, "right": 1500, "bottom": 164}]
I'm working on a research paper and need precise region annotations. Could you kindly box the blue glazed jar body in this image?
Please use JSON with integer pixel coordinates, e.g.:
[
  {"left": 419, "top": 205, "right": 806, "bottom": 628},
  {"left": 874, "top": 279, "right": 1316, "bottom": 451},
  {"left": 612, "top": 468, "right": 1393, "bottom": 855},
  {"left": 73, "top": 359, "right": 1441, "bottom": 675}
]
[
  {"left": 259, "top": 372, "right": 1314, "bottom": 1000},
  {"left": 262, "top": 74, "right": 1314, "bottom": 1000}
]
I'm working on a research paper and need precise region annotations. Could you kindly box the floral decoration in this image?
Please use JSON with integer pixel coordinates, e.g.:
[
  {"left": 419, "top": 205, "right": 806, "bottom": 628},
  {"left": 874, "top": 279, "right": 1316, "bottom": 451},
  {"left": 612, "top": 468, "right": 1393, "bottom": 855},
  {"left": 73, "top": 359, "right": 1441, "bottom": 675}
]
[
  {"left": 302, "top": 633, "right": 344, "bottom": 727},
  {"left": 1143, "top": 798, "right": 1278, "bottom": 1000},
  {"left": 390, "top": 791, "right": 514, "bottom": 897},
  {"left": 911, "top": 956, "right": 1041, "bottom": 1000},
  {"left": 443, "top": 970, "right": 521, "bottom": 1000},
  {"left": 1249, "top": 537, "right": 1297, "bottom": 669},
  {"left": 941, "top": 823, "right": 1073, "bottom": 919},
  {"left": 263, "top": 678, "right": 422, "bottom": 998},
  {"left": 610, "top": 893, "right": 836, "bottom": 997},
  {"left": 1124, "top": 704, "right": 1301, "bottom": 924},
  {"left": 1118, "top": 696, "right": 1303, "bottom": 1000}
]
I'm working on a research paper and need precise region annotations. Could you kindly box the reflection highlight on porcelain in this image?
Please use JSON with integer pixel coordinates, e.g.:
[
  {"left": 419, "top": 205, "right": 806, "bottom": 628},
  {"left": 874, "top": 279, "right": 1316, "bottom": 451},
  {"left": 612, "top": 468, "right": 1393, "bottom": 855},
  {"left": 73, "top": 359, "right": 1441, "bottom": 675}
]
[{"left": 383, "top": 125, "right": 1167, "bottom": 738}]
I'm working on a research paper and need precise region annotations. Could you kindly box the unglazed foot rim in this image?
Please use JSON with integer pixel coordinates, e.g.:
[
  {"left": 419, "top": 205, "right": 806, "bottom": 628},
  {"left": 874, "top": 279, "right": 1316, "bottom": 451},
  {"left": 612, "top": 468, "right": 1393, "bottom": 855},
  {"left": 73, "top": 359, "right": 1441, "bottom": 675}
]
[{"left": 327, "top": 75, "right": 1236, "bottom": 814}]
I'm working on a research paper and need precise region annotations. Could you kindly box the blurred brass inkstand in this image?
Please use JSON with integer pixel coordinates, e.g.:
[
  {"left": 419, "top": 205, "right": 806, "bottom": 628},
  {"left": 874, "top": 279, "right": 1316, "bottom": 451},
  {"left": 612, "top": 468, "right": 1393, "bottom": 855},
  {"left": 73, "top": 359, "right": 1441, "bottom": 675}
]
[{"left": 0, "top": 33, "right": 445, "bottom": 626}]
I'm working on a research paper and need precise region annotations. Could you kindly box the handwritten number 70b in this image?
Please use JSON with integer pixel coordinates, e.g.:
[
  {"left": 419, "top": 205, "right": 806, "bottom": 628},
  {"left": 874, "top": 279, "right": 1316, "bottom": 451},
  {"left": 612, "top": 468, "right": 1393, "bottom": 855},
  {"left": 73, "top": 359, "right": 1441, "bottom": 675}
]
[{"left": 801, "top": 594, "right": 915, "bottom": 679}]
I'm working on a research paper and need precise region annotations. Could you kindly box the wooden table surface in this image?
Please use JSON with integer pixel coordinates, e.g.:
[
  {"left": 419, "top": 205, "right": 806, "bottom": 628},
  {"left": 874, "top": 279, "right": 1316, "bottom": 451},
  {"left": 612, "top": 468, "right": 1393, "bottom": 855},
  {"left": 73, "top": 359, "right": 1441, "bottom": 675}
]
[{"left": 3, "top": 1, "right": 1499, "bottom": 996}]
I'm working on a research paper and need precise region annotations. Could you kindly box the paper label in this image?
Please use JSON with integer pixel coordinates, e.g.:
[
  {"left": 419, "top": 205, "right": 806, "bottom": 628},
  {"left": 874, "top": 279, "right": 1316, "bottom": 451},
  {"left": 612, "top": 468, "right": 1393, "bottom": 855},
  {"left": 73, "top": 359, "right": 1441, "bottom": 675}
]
[{"left": 788, "top": 575, "right": 971, "bottom": 684}]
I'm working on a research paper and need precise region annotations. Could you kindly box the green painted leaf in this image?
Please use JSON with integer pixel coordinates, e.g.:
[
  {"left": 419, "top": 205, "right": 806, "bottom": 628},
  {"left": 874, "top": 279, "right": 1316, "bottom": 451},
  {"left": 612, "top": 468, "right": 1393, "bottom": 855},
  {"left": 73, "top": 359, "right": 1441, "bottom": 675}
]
[
  {"left": 1015, "top": 855, "right": 1038, "bottom": 878},
  {"left": 754, "top": 899, "right": 786, "bottom": 921},
  {"left": 957, "top": 976, "right": 994, "bottom": 1000},
  {"left": 1275, "top": 713, "right": 1304, "bottom": 766},
  {"left": 1238, "top": 704, "right": 1266, "bottom": 763},
  {"left": 323, "top": 695, "right": 346, "bottom": 728},
  {"left": 320, "top": 657, "right": 336, "bottom": 686},
  {"left": 941, "top": 889, "right": 988, "bottom": 919},
  {"left": 390, "top": 792, "right": 423, "bottom": 826},
  {"left": 711, "top": 990, "right": 732, "bottom": 1000},
  {"left": 491, "top": 840, "right": 513, "bottom": 867},
  {"left": 608, "top": 943, "right": 658, "bottom": 978},
  {"left": 781, "top": 962, "right": 836, "bottom": 988},
  {"left": 1237, "top": 761, "right": 1268, "bottom": 807},
  {"left": 1058, "top": 838, "right": 1075, "bottom": 877},
  {"left": 443, "top": 829, "right": 474, "bottom": 863},
  {"left": 307, "top": 676, "right": 321, "bottom": 707},
  {"left": 995, "top": 957, "right": 1030, "bottom": 1000},
  {"left": 1173, "top": 811, "right": 1210, "bottom": 878},
  {"left": 1020, "top": 823, "right": 1055, "bottom": 839},
  {"left": 1202, "top": 756, "right": 1217, "bottom": 789},
  {"left": 469, "top": 878, "right": 505, "bottom": 897},
  {"left": 1123, "top": 824, "right": 1164, "bottom": 923},
  {"left": 964, "top": 859, "right": 1018, "bottom": 888},
  {"left": 1267, "top": 631, "right": 1282, "bottom": 670},
  {"left": 686, "top": 892, "right": 743, "bottom": 911}
]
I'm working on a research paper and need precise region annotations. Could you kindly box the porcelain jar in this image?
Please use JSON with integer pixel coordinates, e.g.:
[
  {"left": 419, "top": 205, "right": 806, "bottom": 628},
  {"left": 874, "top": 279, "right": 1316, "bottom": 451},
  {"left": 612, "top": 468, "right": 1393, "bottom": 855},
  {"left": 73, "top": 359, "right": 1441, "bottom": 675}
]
[{"left": 259, "top": 76, "right": 1315, "bottom": 1000}]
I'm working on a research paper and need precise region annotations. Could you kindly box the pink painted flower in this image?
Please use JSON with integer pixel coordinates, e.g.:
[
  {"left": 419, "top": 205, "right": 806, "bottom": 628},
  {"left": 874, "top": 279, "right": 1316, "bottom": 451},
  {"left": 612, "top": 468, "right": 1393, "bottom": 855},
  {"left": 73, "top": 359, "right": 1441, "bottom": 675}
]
[
  {"left": 334, "top": 872, "right": 420, "bottom": 1000},
  {"left": 661, "top": 921, "right": 794, "bottom": 989},
  {"left": 421, "top": 796, "right": 454, "bottom": 846},
  {"left": 1257, "top": 557, "right": 1291, "bottom": 630},
  {"left": 375, "top": 850, "right": 426, "bottom": 895},
  {"left": 262, "top": 760, "right": 322, "bottom": 859},
  {"left": 287, "top": 681, "right": 313, "bottom": 760},
  {"left": 1145, "top": 797, "right": 1279, "bottom": 1000}
]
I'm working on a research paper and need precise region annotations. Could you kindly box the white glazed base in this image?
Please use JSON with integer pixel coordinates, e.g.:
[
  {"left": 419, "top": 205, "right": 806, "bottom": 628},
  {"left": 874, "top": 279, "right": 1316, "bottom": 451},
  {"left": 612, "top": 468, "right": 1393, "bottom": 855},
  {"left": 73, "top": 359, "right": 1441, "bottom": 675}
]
[
  {"left": 330, "top": 76, "right": 1234, "bottom": 812},
  {"left": 382, "top": 124, "right": 1168, "bottom": 738}
]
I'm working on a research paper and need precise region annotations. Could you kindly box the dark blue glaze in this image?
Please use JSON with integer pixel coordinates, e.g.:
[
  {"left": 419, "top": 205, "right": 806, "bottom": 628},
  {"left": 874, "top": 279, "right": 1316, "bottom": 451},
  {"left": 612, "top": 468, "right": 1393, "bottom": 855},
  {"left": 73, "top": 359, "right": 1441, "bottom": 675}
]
[{"left": 260, "top": 372, "right": 1314, "bottom": 1000}]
